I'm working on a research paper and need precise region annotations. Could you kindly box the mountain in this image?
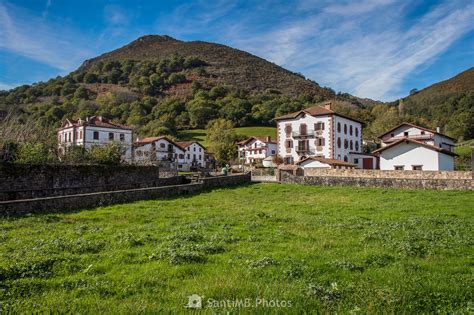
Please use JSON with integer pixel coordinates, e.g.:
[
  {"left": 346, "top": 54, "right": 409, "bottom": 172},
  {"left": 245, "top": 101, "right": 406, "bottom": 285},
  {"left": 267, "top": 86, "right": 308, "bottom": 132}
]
[
  {"left": 0, "top": 35, "right": 472, "bottom": 141},
  {"left": 79, "top": 35, "right": 335, "bottom": 99}
]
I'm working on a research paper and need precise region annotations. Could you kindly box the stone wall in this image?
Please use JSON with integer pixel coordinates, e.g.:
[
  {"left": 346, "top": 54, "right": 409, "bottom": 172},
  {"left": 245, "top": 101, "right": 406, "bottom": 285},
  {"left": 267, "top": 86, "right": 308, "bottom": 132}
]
[
  {"left": 0, "top": 163, "right": 179, "bottom": 201},
  {"left": 281, "top": 172, "right": 472, "bottom": 190},
  {"left": 0, "top": 173, "right": 251, "bottom": 216},
  {"left": 302, "top": 168, "right": 472, "bottom": 179}
]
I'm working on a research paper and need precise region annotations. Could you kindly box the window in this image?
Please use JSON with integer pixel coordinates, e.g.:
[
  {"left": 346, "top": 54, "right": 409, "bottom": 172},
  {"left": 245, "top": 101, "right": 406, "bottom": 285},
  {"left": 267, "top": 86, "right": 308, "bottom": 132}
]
[
  {"left": 160, "top": 143, "right": 165, "bottom": 148},
  {"left": 354, "top": 158, "right": 359, "bottom": 164},
  {"left": 337, "top": 137, "right": 341, "bottom": 148},
  {"left": 337, "top": 122, "right": 341, "bottom": 132},
  {"left": 412, "top": 165, "right": 423, "bottom": 170},
  {"left": 355, "top": 128, "right": 359, "bottom": 137},
  {"left": 344, "top": 155, "right": 348, "bottom": 162},
  {"left": 187, "top": 154, "right": 190, "bottom": 159},
  {"left": 58, "top": 134, "right": 62, "bottom": 143},
  {"left": 271, "top": 150, "right": 275, "bottom": 154},
  {"left": 68, "top": 132, "right": 71, "bottom": 142},
  {"left": 350, "top": 140, "right": 353, "bottom": 150},
  {"left": 194, "top": 147, "right": 196, "bottom": 151},
  {"left": 299, "top": 123, "right": 307, "bottom": 135},
  {"left": 259, "top": 150, "right": 262, "bottom": 154},
  {"left": 344, "top": 124, "right": 347, "bottom": 134},
  {"left": 120, "top": 134, "right": 125, "bottom": 142},
  {"left": 391, "top": 133, "right": 394, "bottom": 137},
  {"left": 394, "top": 165, "right": 404, "bottom": 170},
  {"left": 109, "top": 132, "right": 114, "bottom": 140},
  {"left": 315, "top": 122, "right": 324, "bottom": 131},
  {"left": 316, "top": 138, "right": 325, "bottom": 146},
  {"left": 199, "top": 148, "right": 202, "bottom": 152},
  {"left": 285, "top": 140, "right": 293, "bottom": 148},
  {"left": 80, "top": 131, "right": 83, "bottom": 140},
  {"left": 285, "top": 124, "right": 292, "bottom": 137},
  {"left": 404, "top": 132, "right": 409, "bottom": 137},
  {"left": 355, "top": 141, "right": 359, "bottom": 151},
  {"left": 179, "top": 154, "right": 184, "bottom": 159},
  {"left": 93, "top": 131, "right": 99, "bottom": 140},
  {"left": 350, "top": 125, "right": 353, "bottom": 135},
  {"left": 344, "top": 139, "right": 348, "bottom": 149}
]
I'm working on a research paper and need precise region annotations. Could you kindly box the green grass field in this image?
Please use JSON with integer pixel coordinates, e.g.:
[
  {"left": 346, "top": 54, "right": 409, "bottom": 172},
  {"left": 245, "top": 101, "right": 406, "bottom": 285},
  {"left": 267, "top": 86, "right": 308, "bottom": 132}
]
[
  {"left": 178, "top": 126, "right": 276, "bottom": 147},
  {"left": 1, "top": 184, "right": 473, "bottom": 313}
]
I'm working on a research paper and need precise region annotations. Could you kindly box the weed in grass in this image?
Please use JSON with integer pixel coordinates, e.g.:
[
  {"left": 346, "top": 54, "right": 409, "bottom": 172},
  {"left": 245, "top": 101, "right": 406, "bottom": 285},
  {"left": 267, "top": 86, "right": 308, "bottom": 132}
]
[
  {"left": 307, "top": 282, "right": 342, "bottom": 302},
  {"left": 330, "top": 260, "right": 365, "bottom": 272},
  {"left": 116, "top": 232, "right": 154, "bottom": 247},
  {"left": 247, "top": 257, "right": 278, "bottom": 268},
  {"left": 363, "top": 254, "right": 395, "bottom": 267}
]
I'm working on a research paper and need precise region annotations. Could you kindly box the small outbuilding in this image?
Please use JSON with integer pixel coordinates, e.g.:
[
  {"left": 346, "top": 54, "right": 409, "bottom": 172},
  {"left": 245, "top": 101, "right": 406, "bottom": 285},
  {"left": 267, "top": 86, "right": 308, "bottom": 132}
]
[{"left": 296, "top": 156, "right": 356, "bottom": 169}]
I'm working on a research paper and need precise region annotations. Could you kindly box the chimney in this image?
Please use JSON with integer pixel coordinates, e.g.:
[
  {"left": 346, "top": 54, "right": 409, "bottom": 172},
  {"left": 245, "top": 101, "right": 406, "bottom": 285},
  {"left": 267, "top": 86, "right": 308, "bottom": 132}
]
[
  {"left": 266, "top": 136, "right": 271, "bottom": 142},
  {"left": 436, "top": 127, "right": 441, "bottom": 133},
  {"left": 324, "top": 102, "right": 332, "bottom": 110}
]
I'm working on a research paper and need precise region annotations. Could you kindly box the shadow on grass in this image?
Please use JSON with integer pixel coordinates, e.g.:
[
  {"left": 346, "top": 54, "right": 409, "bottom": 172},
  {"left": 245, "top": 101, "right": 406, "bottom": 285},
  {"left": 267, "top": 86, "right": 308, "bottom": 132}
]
[{"left": 0, "top": 182, "right": 258, "bottom": 220}]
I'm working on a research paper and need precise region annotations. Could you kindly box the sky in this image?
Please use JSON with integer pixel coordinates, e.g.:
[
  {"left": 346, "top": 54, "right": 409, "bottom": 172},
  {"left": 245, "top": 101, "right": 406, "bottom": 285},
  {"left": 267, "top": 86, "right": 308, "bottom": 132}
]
[{"left": 0, "top": 0, "right": 473, "bottom": 101}]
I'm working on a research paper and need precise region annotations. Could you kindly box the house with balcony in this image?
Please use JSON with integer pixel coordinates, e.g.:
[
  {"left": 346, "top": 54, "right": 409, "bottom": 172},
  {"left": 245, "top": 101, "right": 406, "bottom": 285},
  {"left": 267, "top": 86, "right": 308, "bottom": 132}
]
[
  {"left": 373, "top": 122, "right": 457, "bottom": 171},
  {"left": 274, "top": 102, "right": 376, "bottom": 168},
  {"left": 237, "top": 136, "right": 277, "bottom": 165},
  {"left": 176, "top": 141, "right": 206, "bottom": 169},
  {"left": 57, "top": 116, "right": 133, "bottom": 162},
  {"left": 133, "top": 136, "right": 184, "bottom": 164}
]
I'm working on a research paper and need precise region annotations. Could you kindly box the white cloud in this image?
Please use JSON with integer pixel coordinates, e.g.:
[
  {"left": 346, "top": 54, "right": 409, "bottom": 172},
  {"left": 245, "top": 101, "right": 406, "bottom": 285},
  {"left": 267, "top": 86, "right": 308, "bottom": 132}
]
[
  {"left": 0, "top": 2, "right": 91, "bottom": 71},
  {"left": 222, "top": 0, "right": 474, "bottom": 101}
]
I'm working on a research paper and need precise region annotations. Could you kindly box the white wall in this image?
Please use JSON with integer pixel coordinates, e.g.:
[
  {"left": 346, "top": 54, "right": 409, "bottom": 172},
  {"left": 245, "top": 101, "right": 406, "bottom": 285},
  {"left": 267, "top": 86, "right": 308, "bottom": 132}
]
[
  {"left": 379, "top": 142, "right": 441, "bottom": 170},
  {"left": 333, "top": 115, "right": 362, "bottom": 161},
  {"left": 299, "top": 159, "right": 331, "bottom": 168}
]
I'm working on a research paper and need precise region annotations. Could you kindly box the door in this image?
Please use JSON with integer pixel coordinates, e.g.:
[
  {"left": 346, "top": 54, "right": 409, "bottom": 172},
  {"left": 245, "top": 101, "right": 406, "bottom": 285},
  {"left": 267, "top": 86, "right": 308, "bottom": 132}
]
[{"left": 362, "top": 158, "right": 373, "bottom": 169}]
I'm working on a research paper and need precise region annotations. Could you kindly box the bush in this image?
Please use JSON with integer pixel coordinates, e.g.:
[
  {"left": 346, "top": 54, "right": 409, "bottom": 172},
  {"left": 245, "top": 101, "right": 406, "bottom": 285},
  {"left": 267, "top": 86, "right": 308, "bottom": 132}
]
[
  {"left": 15, "top": 143, "right": 54, "bottom": 164},
  {"left": 90, "top": 143, "right": 125, "bottom": 165}
]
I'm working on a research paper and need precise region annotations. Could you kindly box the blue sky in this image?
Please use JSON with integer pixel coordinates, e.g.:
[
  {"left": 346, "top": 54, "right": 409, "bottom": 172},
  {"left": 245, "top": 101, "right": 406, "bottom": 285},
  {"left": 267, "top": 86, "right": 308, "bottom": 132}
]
[{"left": 1, "top": 0, "right": 473, "bottom": 101}]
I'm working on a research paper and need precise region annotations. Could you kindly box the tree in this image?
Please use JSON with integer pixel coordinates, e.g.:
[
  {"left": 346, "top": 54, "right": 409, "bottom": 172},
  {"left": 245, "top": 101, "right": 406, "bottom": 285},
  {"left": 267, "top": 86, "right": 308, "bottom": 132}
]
[
  {"left": 186, "top": 98, "right": 217, "bottom": 128},
  {"left": 83, "top": 73, "right": 98, "bottom": 84},
  {"left": 409, "top": 88, "right": 418, "bottom": 95},
  {"left": 206, "top": 119, "right": 241, "bottom": 164}
]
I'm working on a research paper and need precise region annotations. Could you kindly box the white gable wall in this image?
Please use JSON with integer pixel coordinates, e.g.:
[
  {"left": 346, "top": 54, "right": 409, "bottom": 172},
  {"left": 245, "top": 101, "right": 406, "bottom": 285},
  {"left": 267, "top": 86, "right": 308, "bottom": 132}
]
[{"left": 379, "top": 142, "right": 440, "bottom": 170}]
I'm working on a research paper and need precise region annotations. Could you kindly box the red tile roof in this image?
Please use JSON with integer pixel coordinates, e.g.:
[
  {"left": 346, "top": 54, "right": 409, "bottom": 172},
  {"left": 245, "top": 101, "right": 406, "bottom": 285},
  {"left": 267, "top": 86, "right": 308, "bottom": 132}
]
[
  {"left": 58, "top": 116, "right": 132, "bottom": 131},
  {"left": 377, "top": 122, "right": 456, "bottom": 141},
  {"left": 274, "top": 102, "right": 364, "bottom": 124},
  {"left": 175, "top": 141, "right": 206, "bottom": 150},
  {"left": 237, "top": 136, "right": 276, "bottom": 146},
  {"left": 372, "top": 138, "right": 458, "bottom": 157}
]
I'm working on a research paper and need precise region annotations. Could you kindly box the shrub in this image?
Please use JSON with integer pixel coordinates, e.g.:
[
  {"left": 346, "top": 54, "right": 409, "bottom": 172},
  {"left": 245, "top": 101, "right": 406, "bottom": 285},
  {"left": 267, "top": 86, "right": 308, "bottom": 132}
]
[{"left": 89, "top": 143, "right": 125, "bottom": 165}]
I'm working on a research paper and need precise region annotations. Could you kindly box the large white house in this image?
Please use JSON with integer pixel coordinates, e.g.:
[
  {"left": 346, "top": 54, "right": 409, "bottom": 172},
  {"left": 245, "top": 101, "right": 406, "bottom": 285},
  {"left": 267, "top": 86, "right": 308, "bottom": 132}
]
[
  {"left": 57, "top": 116, "right": 133, "bottom": 161},
  {"left": 274, "top": 102, "right": 376, "bottom": 168},
  {"left": 237, "top": 136, "right": 277, "bottom": 165},
  {"left": 373, "top": 122, "right": 457, "bottom": 171}
]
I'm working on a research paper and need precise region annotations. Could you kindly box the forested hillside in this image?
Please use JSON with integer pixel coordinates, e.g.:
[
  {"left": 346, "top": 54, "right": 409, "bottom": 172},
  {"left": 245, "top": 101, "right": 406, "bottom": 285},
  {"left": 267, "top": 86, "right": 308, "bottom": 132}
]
[{"left": 0, "top": 35, "right": 472, "bottom": 141}]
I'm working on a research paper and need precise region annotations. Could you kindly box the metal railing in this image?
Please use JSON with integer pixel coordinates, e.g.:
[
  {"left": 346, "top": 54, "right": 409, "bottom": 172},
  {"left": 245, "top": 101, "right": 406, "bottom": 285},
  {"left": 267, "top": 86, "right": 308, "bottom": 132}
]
[{"left": 292, "top": 130, "right": 316, "bottom": 138}]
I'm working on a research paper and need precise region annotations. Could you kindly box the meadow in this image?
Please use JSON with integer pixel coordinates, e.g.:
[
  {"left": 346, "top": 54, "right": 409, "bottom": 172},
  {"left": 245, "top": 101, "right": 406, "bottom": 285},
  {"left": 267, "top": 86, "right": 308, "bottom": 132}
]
[
  {"left": 0, "top": 183, "right": 473, "bottom": 313},
  {"left": 178, "top": 126, "right": 277, "bottom": 147}
]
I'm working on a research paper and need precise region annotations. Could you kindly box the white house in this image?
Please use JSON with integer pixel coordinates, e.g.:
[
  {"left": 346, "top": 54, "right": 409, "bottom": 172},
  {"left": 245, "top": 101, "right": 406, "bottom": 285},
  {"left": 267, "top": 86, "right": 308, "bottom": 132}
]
[
  {"left": 275, "top": 102, "right": 375, "bottom": 168},
  {"left": 176, "top": 141, "right": 206, "bottom": 169},
  {"left": 133, "top": 136, "right": 185, "bottom": 164},
  {"left": 57, "top": 116, "right": 133, "bottom": 162},
  {"left": 237, "top": 136, "right": 277, "bottom": 165},
  {"left": 374, "top": 123, "right": 457, "bottom": 171}
]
